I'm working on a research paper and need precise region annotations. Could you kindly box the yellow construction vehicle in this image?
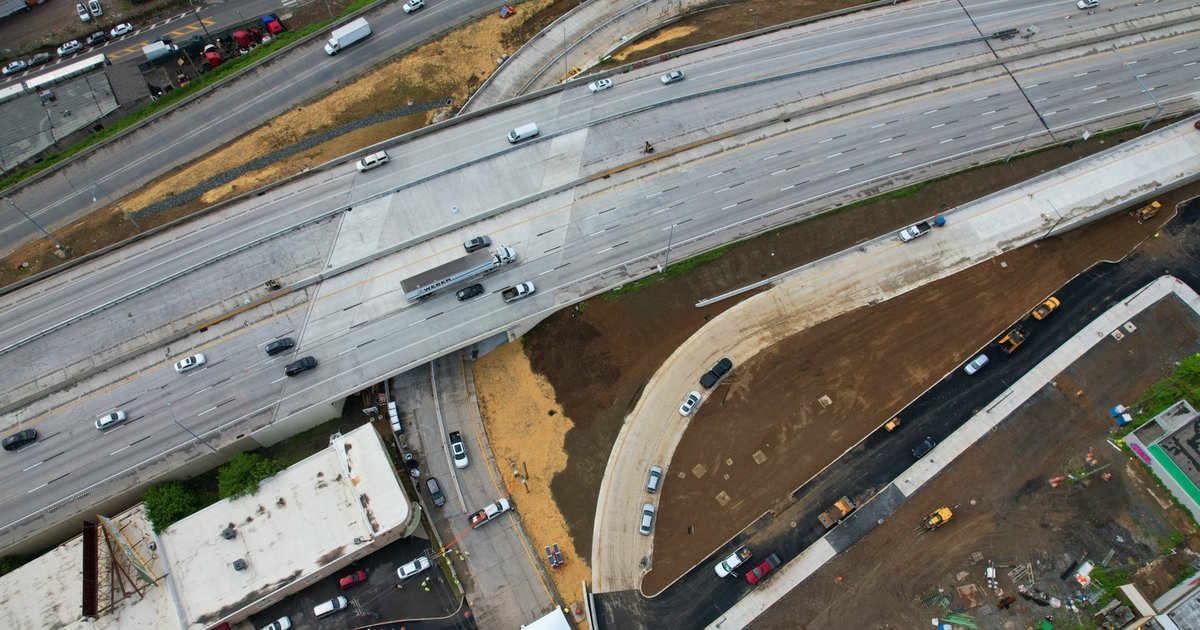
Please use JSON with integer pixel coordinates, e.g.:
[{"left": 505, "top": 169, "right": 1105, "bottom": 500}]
[
  {"left": 1130, "top": 201, "right": 1161, "bottom": 224},
  {"left": 1031, "top": 296, "right": 1060, "bottom": 320},
  {"left": 997, "top": 327, "right": 1027, "bottom": 354},
  {"left": 884, "top": 417, "right": 901, "bottom": 432},
  {"left": 923, "top": 507, "right": 953, "bottom": 530}
]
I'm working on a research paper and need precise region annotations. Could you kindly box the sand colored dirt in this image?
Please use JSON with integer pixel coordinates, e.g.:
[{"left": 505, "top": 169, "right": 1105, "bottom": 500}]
[
  {"left": 610, "top": 26, "right": 700, "bottom": 62},
  {"left": 471, "top": 342, "right": 591, "bottom": 617}
]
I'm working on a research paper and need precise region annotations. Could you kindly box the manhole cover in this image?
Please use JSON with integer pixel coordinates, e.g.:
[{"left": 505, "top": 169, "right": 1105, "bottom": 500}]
[
  {"left": 715, "top": 491, "right": 730, "bottom": 506},
  {"left": 752, "top": 450, "right": 767, "bottom": 464}
]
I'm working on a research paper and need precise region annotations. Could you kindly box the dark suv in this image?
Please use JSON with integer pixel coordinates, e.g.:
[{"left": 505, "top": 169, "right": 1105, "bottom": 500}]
[
  {"left": 911, "top": 436, "right": 938, "bottom": 459},
  {"left": 265, "top": 337, "right": 295, "bottom": 356},
  {"left": 699, "top": 357, "right": 733, "bottom": 389},
  {"left": 456, "top": 284, "right": 484, "bottom": 301},
  {"left": 2, "top": 429, "right": 37, "bottom": 451},
  {"left": 85, "top": 31, "right": 110, "bottom": 46},
  {"left": 284, "top": 356, "right": 317, "bottom": 376}
]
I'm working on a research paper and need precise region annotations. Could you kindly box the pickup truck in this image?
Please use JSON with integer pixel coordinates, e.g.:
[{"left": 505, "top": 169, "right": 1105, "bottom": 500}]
[
  {"left": 817, "top": 496, "right": 856, "bottom": 529},
  {"left": 898, "top": 222, "right": 931, "bottom": 241},
  {"left": 714, "top": 546, "right": 752, "bottom": 577},
  {"left": 469, "top": 497, "right": 513, "bottom": 529},
  {"left": 501, "top": 282, "right": 536, "bottom": 303}
]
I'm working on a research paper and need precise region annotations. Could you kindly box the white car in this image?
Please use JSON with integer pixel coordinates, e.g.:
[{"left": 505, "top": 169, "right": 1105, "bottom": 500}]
[
  {"left": 76, "top": 3, "right": 91, "bottom": 22},
  {"left": 259, "top": 617, "right": 291, "bottom": 630},
  {"left": 95, "top": 410, "right": 127, "bottom": 430},
  {"left": 660, "top": 70, "right": 685, "bottom": 85},
  {"left": 174, "top": 353, "right": 207, "bottom": 372},
  {"left": 1076, "top": 0, "right": 1098, "bottom": 7},
  {"left": 588, "top": 78, "right": 613, "bottom": 93},
  {"left": 110, "top": 23, "right": 134, "bottom": 37},
  {"left": 403, "top": 0, "right": 424, "bottom": 13},
  {"left": 449, "top": 431, "right": 469, "bottom": 468},
  {"left": 678, "top": 391, "right": 701, "bottom": 416},
  {"left": 57, "top": 40, "right": 83, "bottom": 57},
  {"left": 963, "top": 353, "right": 989, "bottom": 375},
  {"left": 397, "top": 555, "right": 432, "bottom": 579},
  {"left": 2, "top": 60, "right": 27, "bottom": 76}
]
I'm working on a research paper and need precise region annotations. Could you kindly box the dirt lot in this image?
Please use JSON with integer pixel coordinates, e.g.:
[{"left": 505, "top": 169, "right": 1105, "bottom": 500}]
[{"left": 751, "top": 294, "right": 1200, "bottom": 629}]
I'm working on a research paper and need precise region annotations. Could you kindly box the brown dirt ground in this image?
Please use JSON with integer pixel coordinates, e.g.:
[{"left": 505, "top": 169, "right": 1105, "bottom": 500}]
[
  {"left": 470, "top": 342, "right": 591, "bottom": 616},
  {"left": 750, "top": 293, "right": 1200, "bottom": 629},
  {"left": 517, "top": 129, "right": 1165, "bottom": 569}
]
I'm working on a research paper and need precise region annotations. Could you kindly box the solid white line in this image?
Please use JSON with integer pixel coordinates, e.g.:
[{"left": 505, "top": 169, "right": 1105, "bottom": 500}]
[
  {"left": 22, "top": 461, "right": 43, "bottom": 472},
  {"left": 645, "top": 191, "right": 663, "bottom": 199},
  {"left": 1185, "top": 62, "right": 1198, "bottom": 67},
  {"left": 27, "top": 483, "right": 48, "bottom": 494},
  {"left": 817, "top": 138, "right": 834, "bottom": 144},
  {"left": 930, "top": 123, "right": 946, "bottom": 128},
  {"left": 826, "top": 152, "right": 843, "bottom": 159},
  {"left": 198, "top": 407, "right": 217, "bottom": 416},
  {"left": 761, "top": 154, "right": 780, "bottom": 161},
  {"left": 835, "top": 167, "right": 851, "bottom": 174},
  {"left": 780, "top": 184, "right": 796, "bottom": 191},
  {"left": 1082, "top": 85, "right": 1098, "bottom": 91},
  {"left": 652, "top": 208, "right": 668, "bottom": 215},
  {"left": 887, "top": 152, "right": 904, "bottom": 158},
  {"left": 714, "top": 187, "right": 730, "bottom": 194},
  {"left": 990, "top": 124, "right": 1007, "bottom": 130},
  {"left": 1172, "top": 49, "right": 1188, "bottom": 54},
  {"left": 980, "top": 110, "right": 996, "bottom": 116},
  {"left": 922, "top": 109, "right": 938, "bottom": 115},
  {"left": 721, "top": 204, "right": 738, "bottom": 210},
  {"left": 972, "top": 96, "right": 989, "bottom": 102},
  {"left": 1093, "top": 98, "right": 1109, "bottom": 104},
  {"left": 1073, "top": 72, "right": 1089, "bottom": 77},
  {"left": 870, "top": 122, "right": 887, "bottom": 128},
  {"left": 337, "top": 347, "right": 355, "bottom": 357},
  {"left": 706, "top": 172, "right": 724, "bottom": 179},
  {"left": 110, "top": 445, "right": 132, "bottom": 456},
  {"left": 538, "top": 269, "right": 553, "bottom": 276},
  {"left": 771, "top": 169, "right": 788, "bottom": 176},
  {"left": 589, "top": 230, "right": 605, "bottom": 237},
  {"left": 939, "top": 138, "right": 955, "bottom": 144},
  {"left": 878, "top": 138, "right": 893, "bottom": 144},
  {"left": 596, "top": 246, "right": 612, "bottom": 254}
]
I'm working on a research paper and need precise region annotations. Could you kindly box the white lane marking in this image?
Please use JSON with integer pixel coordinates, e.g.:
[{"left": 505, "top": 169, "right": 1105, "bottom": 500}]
[
  {"left": 878, "top": 137, "right": 893, "bottom": 144},
  {"left": 826, "top": 152, "right": 843, "bottom": 159},
  {"left": 931, "top": 122, "right": 946, "bottom": 129},
  {"left": 817, "top": 137, "right": 834, "bottom": 144},
  {"left": 980, "top": 110, "right": 997, "bottom": 116},
  {"left": 198, "top": 407, "right": 218, "bottom": 416}
]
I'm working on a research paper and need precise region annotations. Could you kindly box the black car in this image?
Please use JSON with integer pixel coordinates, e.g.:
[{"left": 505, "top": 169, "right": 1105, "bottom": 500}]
[
  {"left": 463, "top": 236, "right": 491, "bottom": 253},
  {"left": 426, "top": 477, "right": 446, "bottom": 507},
  {"left": 265, "top": 337, "right": 295, "bottom": 356},
  {"left": 911, "top": 436, "right": 938, "bottom": 459},
  {"left": 26, "top": 52, "right": 52, "bottom": 68},
  {"left": 2, "top": 429, "right": 37, "bottom": 451},
  {"left": 699, "top": 357, "right": 734, "bottom": 389},
  {"left": 284, "top": 356, "right": 317, "bottom": 376},
  {"left": 456, "top": 283, "right": 484, "bottom": 301},
  {"left": 85, "top": 31, "right": 110, "bottom": 46}
]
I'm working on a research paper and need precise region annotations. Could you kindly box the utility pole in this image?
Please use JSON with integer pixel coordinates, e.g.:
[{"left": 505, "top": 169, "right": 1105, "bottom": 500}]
[
  {"left": 167, "top": 401, "right": 219, "bottom": 454},
  {"left": 6, "top": 197, "right": 68, "bottom": 254}
]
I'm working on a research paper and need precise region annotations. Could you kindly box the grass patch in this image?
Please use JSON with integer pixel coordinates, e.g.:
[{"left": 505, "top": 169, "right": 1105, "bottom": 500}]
[
  {"left": 602, "top": 243, "right": 735, "bottom": 302},
  {"left": 1116, "top": 352, "right": 1200, "bottom": 437},
  {"left": 1088, "top": 565, "right": 1130, "bottom": 598}
]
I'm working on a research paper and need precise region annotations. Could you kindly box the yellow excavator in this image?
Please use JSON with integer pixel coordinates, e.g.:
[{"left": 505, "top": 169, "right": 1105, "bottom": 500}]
[{"left": 923, "top": 507, "right": 953, "bottom": 530}]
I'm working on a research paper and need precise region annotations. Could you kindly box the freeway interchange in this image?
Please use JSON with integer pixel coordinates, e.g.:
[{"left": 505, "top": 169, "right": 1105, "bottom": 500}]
[{"left": 0, "top": 0, "right": 1198, "bottom": 589}]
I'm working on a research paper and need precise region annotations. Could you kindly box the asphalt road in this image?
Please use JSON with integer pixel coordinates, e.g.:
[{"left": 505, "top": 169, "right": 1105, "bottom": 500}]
[
  {"left": 1, "top": 0, "right": 1198, "bottom": 553},
  {"left": 591, "top": 199, "right": 1200, "bottom": 630}
]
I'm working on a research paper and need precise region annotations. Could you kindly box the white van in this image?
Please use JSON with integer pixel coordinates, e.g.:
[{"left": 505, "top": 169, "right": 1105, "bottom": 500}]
[
  {"left": 507, "top": 123, "right": 538, "bottom": 143},
  {"left": 355, "top": 150, "right": 389, "bottom": 172}
]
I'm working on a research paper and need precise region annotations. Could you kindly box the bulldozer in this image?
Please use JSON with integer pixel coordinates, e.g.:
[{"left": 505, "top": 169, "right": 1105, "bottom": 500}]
[
  {"left": 923, "top": 507, "right": 953, "bottom": 530},
  {"left": 1130, "top": 200, "right": 1161, "bottom": 224}
]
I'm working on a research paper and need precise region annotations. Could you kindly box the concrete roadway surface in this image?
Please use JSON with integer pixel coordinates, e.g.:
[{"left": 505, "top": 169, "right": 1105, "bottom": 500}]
[
  {"left": 592, "top": 210, "right": 1200, "bottom": 630},
  {"left": 3, "top": 0, "right": 1197, "bottom": 410},
  {"left": 1, "top": 20, "right": 1198, "bottom": 551},
  {"left": 0, "top": 0, "right": 1192, "bottom": 254},
  {"left": 0, "top": 0, "right": 502, "bottom": 254}
]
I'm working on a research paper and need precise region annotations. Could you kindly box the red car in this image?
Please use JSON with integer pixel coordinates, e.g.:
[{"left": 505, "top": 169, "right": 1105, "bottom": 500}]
[
  {"left": 745, "top": 554, "right": 781, "bottom": 585},
  {"left": 338, "top": 569, "right": 368, "bottom": 589}
]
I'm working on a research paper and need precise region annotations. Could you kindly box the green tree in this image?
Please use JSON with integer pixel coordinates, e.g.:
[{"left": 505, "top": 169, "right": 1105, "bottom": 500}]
[
  {"left": 217, "top": 453, "right": 282, "bottom": 499},
  {"left": 143, "top": 482, "right": 200, "bottom": 533}
]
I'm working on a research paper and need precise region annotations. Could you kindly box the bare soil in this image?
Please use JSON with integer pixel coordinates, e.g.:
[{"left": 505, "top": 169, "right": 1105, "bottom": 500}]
[{"left": 750, "top": 293, "right": 1200, "bottom": 629}]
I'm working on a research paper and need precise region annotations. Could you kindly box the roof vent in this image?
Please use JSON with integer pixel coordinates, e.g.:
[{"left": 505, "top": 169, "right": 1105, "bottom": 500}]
[
  {"left": 232, "top": 559, "right": 247, "bottom": 571},
  {"left": 222, "top": 526, "right": 236, "bottom": 540}
]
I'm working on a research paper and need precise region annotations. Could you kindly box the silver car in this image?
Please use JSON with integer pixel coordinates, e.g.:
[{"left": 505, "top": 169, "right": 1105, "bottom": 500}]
[
  {"left": 660, "top": 70, "right": 685, "bottom": 85},
  {"left": 174, "top": 353, "right": 206, "bottom": 372},
  {"left": 678, "top": 391, "right": 701, "bottom": 416},
  {"left": 639, "top": 503, "right": 656, "bottom": 535},
  {"left": 588, "top": 78, "right": 613, "bottom": 93},
  {"left": 963, "top": 353, "right": 989, "bottom": 375}
]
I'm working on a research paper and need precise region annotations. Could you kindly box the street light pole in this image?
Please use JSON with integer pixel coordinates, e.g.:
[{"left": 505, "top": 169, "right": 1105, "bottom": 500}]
[
  {"left": 6, "top": 196, "right": 68, "bottom": 253},
  {"left": 167, "top": 401, "right": 219, "bottom": 454},
  {"left": 193, "top": 8, "right": 215, "bottom": 46},
  {"left": 93, "top": 183, "right": 141, "bottom": 232}
]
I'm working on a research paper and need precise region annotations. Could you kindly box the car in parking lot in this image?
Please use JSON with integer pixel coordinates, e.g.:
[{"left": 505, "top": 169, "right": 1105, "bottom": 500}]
[
  {"left": 259, "top": 617, "right": 291, "bottom": 630},
  {"left": 284, "top": 356, "right": 317, "bottom": 376},
  {"left": 174, "top": 353, "right": 206, "bottom": 372},
  {"left": 26, "top": 52, "right": 52, "bottom": 68},
  {"left": 678, "top": 391, "right": 701, "bottom": 416},
  {"left": 397, "top": 555, "right": 432, "bottom": 579},
  {"left": 745, "top": 553, "right": 781, "bottom": 585},
  {"left": 645, "top": 466, "right": 662, "bottom": 493},
  {"left": 85, "top": 31, "right": 109, "bottom": 46},
  {"left": 639, "top": 503, "right": 656, "bottom": 535},
  {"left": 312, "top": 596, "right": 348, "bottom": 619},
  {"left": 911, "top": 436, "right": 938, "bottom": 459},
  {"left": 426, "top": 476, "right": 446, "bottom": 507},
  {"left": 57, "top": 40, "right": 83, "bottom": 57},
  {"left": 456, "top": 283, "right": 484, "bottom": 301},
  {"left": 264, "top": 337, "right": 295, "bottom": 356},
  {"left": 963, "top": 353, "right": 989, "bottom": 375},
  {"left": 660, "top": 70, "right": 685, "bottom": 84},
  {"left": 2, "top": 60, "right": 27, "bottom": 76},
  {"left": 95, "top": 410, "right": 127, "bottom": 430},
  {"left": 448, "top": 431, "right": 469, "bottom": 468},
  {"left": 110, "top": 22, "right": 134, "bottom": 37},
  {"left": 75, "top": 3, "right": 90, "bottom": 22},
  {"left": 463, "top": 235, "right": 491, "bottom": 253},
  {"left": 338, "top": 569, "right": 367, "bottom": 589},
  {"left": 2, "top": 429, "right": 37, "bottom": 451},
  {"left": 588, "top": 78, "right": 613, "bottom": 93}
]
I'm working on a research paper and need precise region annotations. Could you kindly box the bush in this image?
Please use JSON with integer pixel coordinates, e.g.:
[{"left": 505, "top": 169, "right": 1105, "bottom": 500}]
[
  {"left": 217, "top": 452, "right": 282, "bottom": 499},
  {"left": 144, "top": 481, "right": 200, "bottom": 533}
]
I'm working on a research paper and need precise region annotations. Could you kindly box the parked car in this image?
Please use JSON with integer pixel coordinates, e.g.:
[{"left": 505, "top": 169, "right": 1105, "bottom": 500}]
[
  {"left": 660, "top": 70, "right": 685, "bottom": 84},
  {"left": 2, "top": 60, "right": 27, "bottom": 76},
  {"left": 456, "top": 283, "right": 484, "bottom": 301},
  {"left": 26, "top": 52, "right": 52, "bottom": 68},
  {"left": 403, "top": 0, "right": 424, "bottom": 12},
  {"left": 110, "top": 22, "right": 134, "bottom": 37},
  {"left": 338, "top": 569, "right": 367, "bottom": 589},
  {"left": 463, "top": 235, "right": 491, "bottom": 253},
  {"left": 699, "top": 357, "right": 733, "bottom": 389},
  {"left": 449, "top": 431, "right": 469, "bottom": 468},
  {"left": 645, "top": 466, "right": 663, "bottom": 494},
  {"left": 284, "top": 356, "right": 317, "bottom": 376},
  {"left": 588, "top": 78, "right": 613, "bottom": 93},
  {"left": 174, "top": 353, "right": 206, "bottom": 372},
  {"left": 963, "top": 353, "right": 989, "bottom": 375},
  {"left": 75, "top": 3, "right": 91, "bottom": 22},
  {"left": 259, "top": 617, "right": 291, "bottom": 630},
  {"left": 678, "top": 391, "right": 701, "bottom": 416},
  {"left": 397, "top": 555, "right": 432, "bottom": 579},
  {"left": 85, "top": 31, "right": 109, "bottom": 46},
  {"left": 57, "top": 40, "right": 83, "bottom": 57},
  {"left": 95, "top": 410, "right": 127, "bottom": 430},
  {"left": 1076, "top": 0, "right": 1098, "bottom": 8},
  {"left": 745, "top": 553, "right": 781, "bottom": 585},
  {"left": 2, "top": 429, "right": 37, "bottom": 451},
  {"left": 426, "top": 476, "right": 446, "bottom": 507},
  {"left": 911, "top": 436, "right": 938, "bottom": 459},
  {"left": 639, "top": 503, "right": 656, "bottom": 535},
  {"left": 264, "top": 337, "right": 295, "bottom": 356},
  {"left": 312, "top": 596, "right": 348, "bottom": 619}
]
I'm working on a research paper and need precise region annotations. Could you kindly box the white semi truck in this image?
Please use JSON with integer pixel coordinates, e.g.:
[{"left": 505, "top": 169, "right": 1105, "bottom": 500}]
[
  {"left": 324, "top": 17, "right": 370, "bottom": 55},
  {"left": 401, "top": 246, "right": 516, "bottom": 302}
]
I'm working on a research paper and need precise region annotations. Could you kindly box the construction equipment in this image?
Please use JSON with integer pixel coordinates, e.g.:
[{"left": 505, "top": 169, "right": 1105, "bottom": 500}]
[
  {"left": 884, "top": 417, "right": 901, "bottom": 432},
  {"left": 997, "top": 327, "right": 1027, "bottom": 354},
  {"left": 817, "top": 496, "right": 856, "bottom": 529},
  {"left": 1130, "top": 200, "right": 1161, "bottom": 223},
  {"left": 1031, "top": 296, "right": 1060, "bottom": 320},
  {"left": 923, "top": 507, "right": 953, "bottom": 530}
]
